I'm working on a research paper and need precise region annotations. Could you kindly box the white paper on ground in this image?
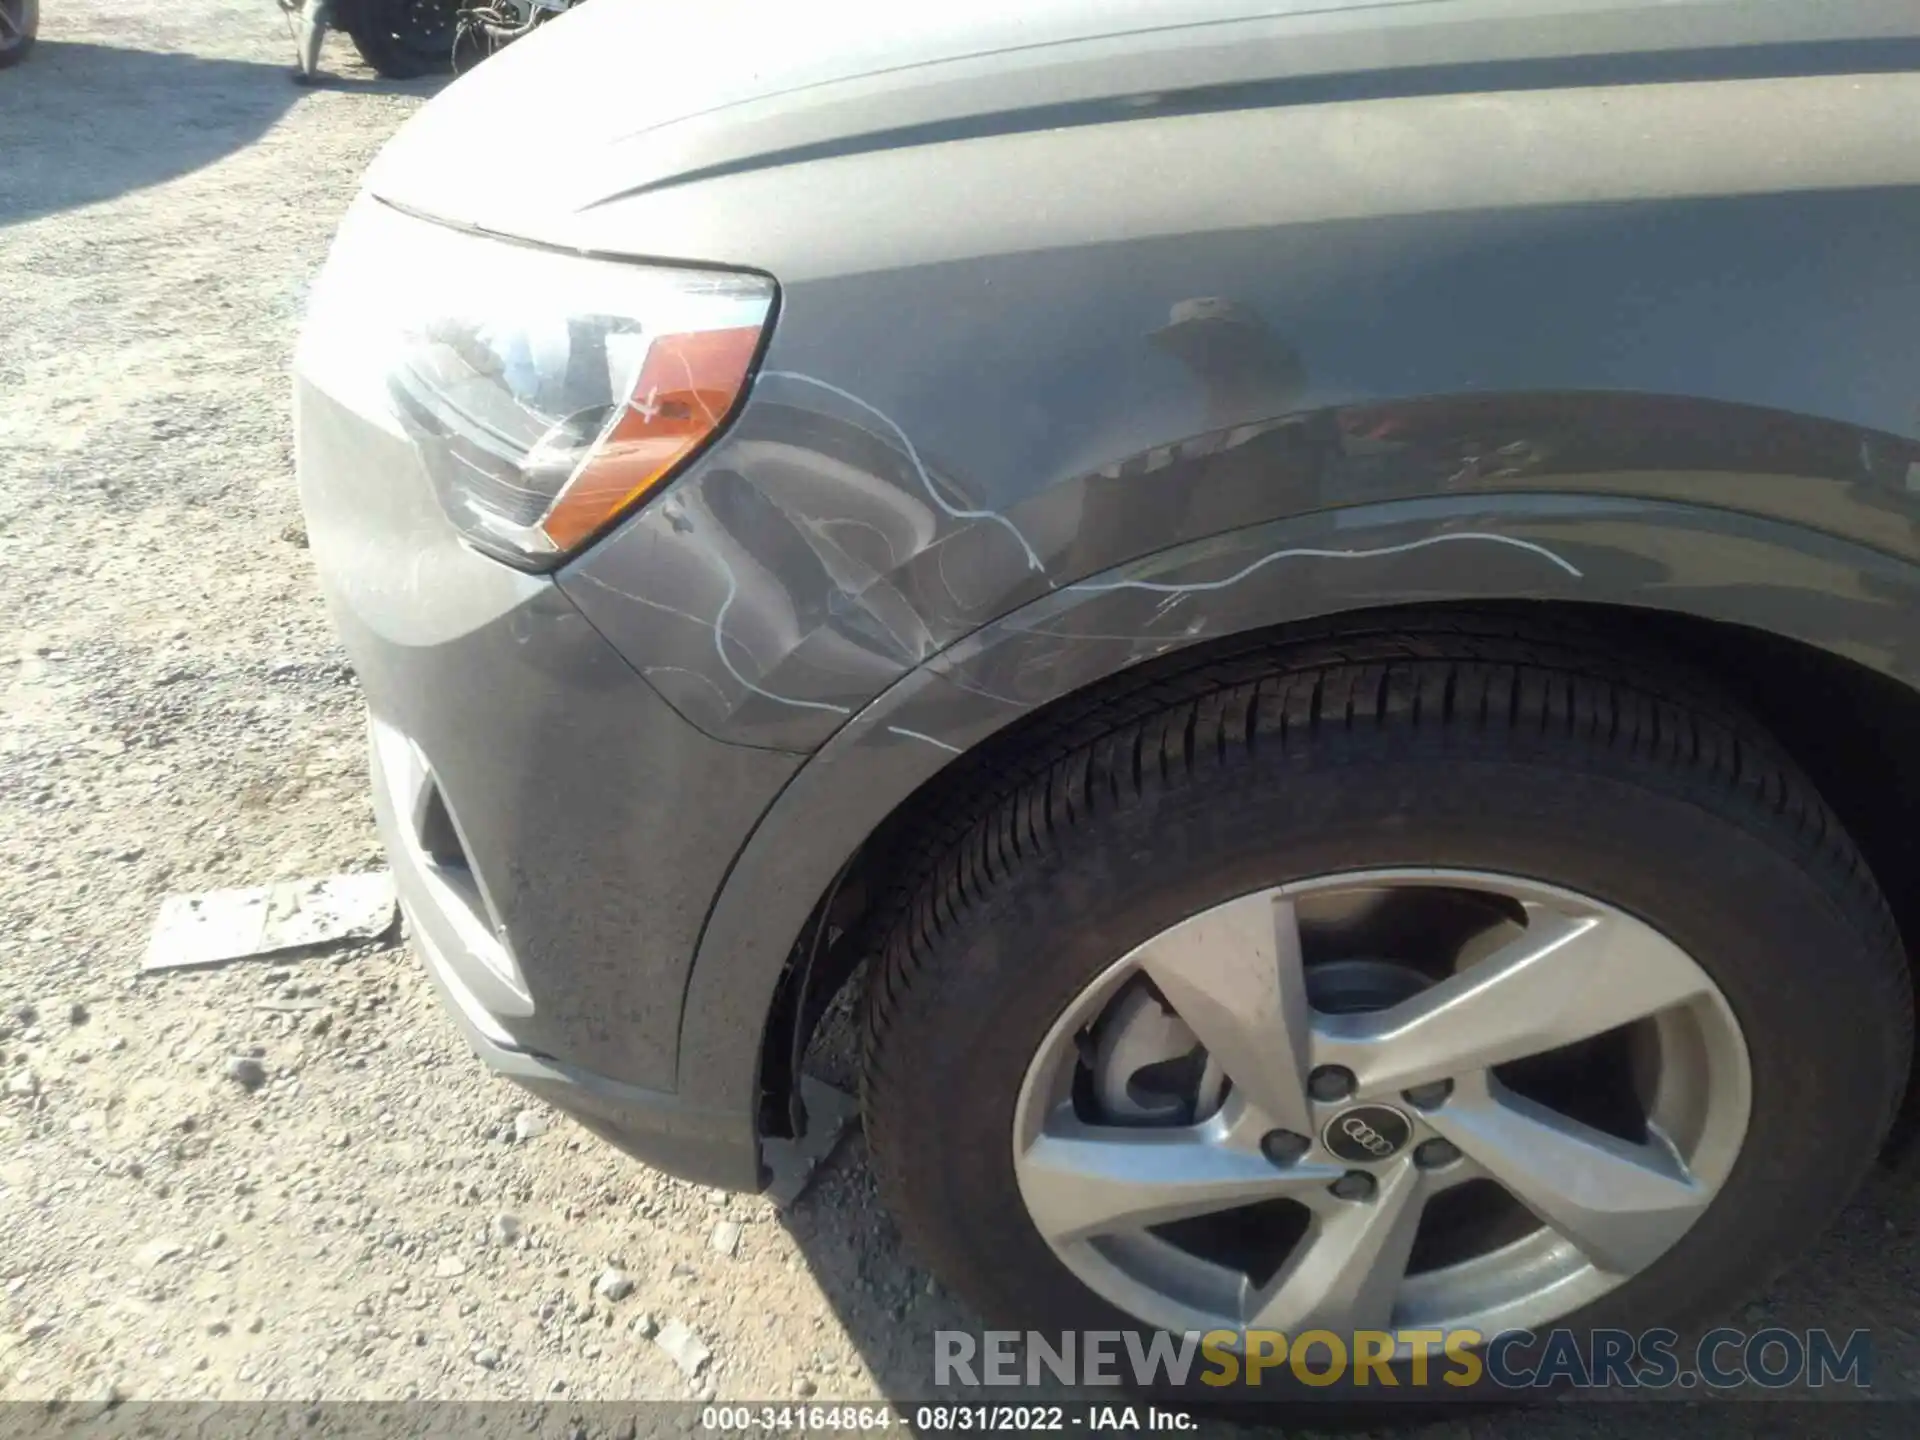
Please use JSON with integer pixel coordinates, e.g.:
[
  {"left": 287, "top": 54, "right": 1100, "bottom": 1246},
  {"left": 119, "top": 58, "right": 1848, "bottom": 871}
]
[{"left": 142, "top": 873, "right": 396, "bottom": 971}]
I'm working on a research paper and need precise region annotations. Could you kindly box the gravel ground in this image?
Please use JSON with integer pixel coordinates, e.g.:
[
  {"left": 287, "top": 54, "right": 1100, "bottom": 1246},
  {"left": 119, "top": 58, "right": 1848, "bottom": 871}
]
[{"left": 5, "top": 1, "right": 1920, "bottom": 1429}]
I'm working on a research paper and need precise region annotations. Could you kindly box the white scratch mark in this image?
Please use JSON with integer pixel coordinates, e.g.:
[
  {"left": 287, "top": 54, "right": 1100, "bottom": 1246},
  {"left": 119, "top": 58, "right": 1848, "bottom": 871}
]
[
  {"left": 711, "top": 558, "right": 853, "bottom": 717},
  {"left": 571, "top": 568, "right": 851, "bottom": 718},
  {"left": 886, "top": 726, "right": 962, "bottom": 754},
  {"left": 762, "top": 369, "right": 1046, "bottom": 575},
  {"left": 1069, "top": 532, "right": 1583, "bottom": 594},
  {"left": 640, "top": 664, "right": 735, "bottom": 714}
]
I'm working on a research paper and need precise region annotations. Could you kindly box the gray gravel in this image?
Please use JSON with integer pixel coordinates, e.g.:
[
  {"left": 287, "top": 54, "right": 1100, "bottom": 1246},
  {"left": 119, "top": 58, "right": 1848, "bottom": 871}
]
[
  {"left": 4, "top": 0, "right": 1920, "bottom": 1426},
  {"left": 0, "top": 0, "right": 939, "bottom": 1406}
]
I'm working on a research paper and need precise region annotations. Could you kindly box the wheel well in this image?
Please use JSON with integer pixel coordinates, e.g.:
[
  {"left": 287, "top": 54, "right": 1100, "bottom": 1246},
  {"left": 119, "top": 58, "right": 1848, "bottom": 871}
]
[{"left": 761, "top": 599, "right": 1920, "bottom": 1143}]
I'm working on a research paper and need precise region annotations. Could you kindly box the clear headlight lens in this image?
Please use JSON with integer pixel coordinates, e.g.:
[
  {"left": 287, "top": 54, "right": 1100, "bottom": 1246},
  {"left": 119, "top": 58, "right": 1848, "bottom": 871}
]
[{"left": 299, "top": 196, "right": 774, "bottom": 567}]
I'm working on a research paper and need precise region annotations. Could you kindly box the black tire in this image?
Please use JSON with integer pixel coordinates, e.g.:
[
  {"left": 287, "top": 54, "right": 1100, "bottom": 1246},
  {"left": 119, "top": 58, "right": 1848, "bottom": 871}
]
[
  {"left": 0, "top": 0, "right": 38, "bottom": 69},
  {"left": 861, "top": 612, "right": 1911, "bottom": 1393},
  {"left": 345, "top": 0, "right": 455, "bottom": 79}
]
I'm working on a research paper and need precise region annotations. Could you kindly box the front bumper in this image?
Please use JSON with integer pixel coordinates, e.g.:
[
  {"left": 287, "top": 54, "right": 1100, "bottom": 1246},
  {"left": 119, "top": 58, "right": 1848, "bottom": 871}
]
[
  {"left": 368, "top": 714, "right": 771, "bottom": 1189},
  {"left": 294, "top": 372, "right": 802, "bottom": 1191}
]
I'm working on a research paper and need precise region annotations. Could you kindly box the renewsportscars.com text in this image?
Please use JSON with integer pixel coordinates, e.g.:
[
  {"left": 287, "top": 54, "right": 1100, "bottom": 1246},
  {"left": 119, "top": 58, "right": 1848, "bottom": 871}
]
[{"left": 934, "top": 1327, "right": 1872, "bottom": 1391}]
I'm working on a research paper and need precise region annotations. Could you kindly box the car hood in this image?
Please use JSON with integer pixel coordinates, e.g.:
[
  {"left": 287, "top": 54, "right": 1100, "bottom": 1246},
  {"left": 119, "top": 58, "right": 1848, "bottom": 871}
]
[
  {"left": 364, "top": 0, "right": 1353, "bottom": 232},
  {"left": 363, "top": 0, "right": 1911, "bottom": 247}
]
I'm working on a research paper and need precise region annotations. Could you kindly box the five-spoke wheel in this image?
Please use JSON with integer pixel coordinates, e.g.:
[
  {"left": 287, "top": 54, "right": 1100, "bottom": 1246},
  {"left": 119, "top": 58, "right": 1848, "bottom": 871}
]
[{"left": 1013, "top": 872, "right": 1749, "bottom": 1343}]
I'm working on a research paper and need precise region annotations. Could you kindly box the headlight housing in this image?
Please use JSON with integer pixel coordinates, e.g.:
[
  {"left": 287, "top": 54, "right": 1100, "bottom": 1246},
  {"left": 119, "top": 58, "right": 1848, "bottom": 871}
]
[{"left": 299, "top": 197, "right": 775, "bottom": 568}]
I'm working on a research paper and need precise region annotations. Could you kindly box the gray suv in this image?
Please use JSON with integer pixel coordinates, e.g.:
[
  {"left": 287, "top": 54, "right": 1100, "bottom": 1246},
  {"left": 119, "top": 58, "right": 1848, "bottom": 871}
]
[{"left": 295, "top": 0, "right": 1920, "bottom": 1375}]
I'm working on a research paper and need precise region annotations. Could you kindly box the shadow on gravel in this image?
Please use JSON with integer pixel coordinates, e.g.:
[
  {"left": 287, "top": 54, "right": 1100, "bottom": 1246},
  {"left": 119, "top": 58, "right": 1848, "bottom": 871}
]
[{"left": 0, "top": 41, "right": 442, "bottom": 227}]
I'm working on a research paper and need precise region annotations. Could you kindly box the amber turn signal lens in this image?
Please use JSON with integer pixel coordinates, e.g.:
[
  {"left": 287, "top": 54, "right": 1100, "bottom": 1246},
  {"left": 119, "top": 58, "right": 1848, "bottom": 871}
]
[
  {"left": 300, "top": 196, "right": 776, "bottom": 568},
  {"left": 540, "top": 325, "right": 765, "bottom": 553}
]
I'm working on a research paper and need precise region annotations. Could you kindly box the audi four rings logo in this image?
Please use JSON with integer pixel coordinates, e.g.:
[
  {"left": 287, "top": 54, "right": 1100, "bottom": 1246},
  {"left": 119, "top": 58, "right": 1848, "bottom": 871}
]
[
  {"left": 1340, "top": 1115, "right": 1397, "bottom": 1155},
  {"left": 1322, "top": 1104, "right": 1412, "bottom": 1161}
]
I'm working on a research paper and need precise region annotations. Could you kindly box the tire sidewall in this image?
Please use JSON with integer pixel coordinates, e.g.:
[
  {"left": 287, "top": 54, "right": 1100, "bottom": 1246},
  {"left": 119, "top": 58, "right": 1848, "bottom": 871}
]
[{"left": 868, "top": 731, "right": 1900, "bottom": 1400}]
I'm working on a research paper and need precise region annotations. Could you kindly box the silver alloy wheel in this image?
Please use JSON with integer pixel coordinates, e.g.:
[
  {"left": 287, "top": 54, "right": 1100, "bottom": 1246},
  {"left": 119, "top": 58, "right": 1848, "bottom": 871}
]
[{"left": 1011, "top": 870, "right": 1751, "bottom": 1348}]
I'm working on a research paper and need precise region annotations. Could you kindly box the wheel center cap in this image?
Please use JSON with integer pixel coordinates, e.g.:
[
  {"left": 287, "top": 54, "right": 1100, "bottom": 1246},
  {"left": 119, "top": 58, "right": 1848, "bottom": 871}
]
[{"left": 1322, "top": 1103, "right": 1413, "bottom": 1163}]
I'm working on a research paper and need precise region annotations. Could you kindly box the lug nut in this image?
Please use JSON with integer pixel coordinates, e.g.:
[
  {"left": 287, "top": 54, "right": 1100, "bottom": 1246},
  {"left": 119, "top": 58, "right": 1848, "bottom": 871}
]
[
  {"left": 1413, "top": 1138, "right": 1461, "bottom": 1170},
  {"left": 1403, "top": 1079, "right": 1454, "bottom": 1110},
  {"left": 1328, "top": 1170, "right": 1376, "bottom": 1202},
  {"left": 1307, "top": 1065, "right": 1357, "bottom": 1102},
  {"left": 1260, "top": 1130, "right": 1311, "bottom": 1167}
]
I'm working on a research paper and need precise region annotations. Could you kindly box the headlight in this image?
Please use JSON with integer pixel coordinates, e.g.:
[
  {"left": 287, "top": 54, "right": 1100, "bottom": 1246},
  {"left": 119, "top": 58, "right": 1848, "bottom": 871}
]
[{"left": 299, "top": 196, "right": 775, "bottom": 568}]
